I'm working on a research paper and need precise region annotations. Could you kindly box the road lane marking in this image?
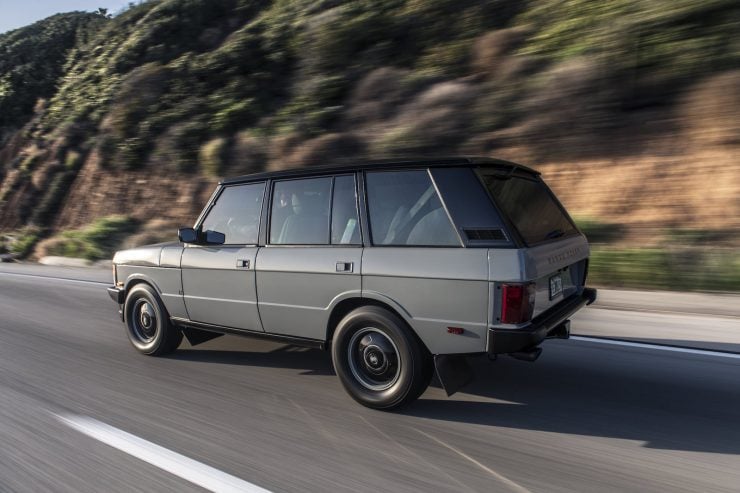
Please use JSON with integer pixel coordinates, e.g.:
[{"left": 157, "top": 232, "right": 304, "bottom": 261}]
[
  {"left": 414, "top": 428, "right": 532, "bottom": 493},
  {"left": 55, "top": 414, "right": 272, "bottom": 493},
  {"left": 0, "top": 271, "right": 108, "bottom": 286},
  {"left": 571, "top": 336, "right": 740, "bottom": 359}
]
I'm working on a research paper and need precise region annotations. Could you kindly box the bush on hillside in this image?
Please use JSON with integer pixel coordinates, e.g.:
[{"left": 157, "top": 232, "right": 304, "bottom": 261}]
[{"left": 37, "top": 215, "right": 138, "bottom": 260}]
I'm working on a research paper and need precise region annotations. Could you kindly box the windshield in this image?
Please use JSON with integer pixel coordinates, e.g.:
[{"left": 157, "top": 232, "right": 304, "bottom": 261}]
[{"left": 480, "top": 170, "right": 578, "bottom": 246}]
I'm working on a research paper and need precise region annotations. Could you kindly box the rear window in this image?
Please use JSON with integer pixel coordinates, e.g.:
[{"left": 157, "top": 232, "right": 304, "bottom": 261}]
[{"left": 480, "top": 171, "right": 577, "bottom": 246}]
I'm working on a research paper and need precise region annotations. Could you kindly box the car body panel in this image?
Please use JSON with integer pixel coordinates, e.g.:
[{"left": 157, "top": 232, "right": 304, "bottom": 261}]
[
  {"left": 117, "top": 266, "right": 189, "bottom": 319},
  {"left": 160, "top": 243, "right": 184, "bottom": 268},
  {"left": 256, "top": 246, "right": 362, "bottom": 340},
  {"left": 362, "top": 248, "right": 489, "bottom": 354},
  {"left": 181, "top": 245, "right": 262, "bottom": 331},
  {"left": 113, "top": 242, "right": 171, "bottom": 267}
]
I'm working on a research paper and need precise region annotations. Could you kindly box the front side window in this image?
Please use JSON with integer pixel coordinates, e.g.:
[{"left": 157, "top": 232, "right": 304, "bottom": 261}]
[
  {"left": 200, "top": 182, "right": 265, "bottom": 245},
  {"left": 365, "top": 170, "right": 459, "bottom": 246},
  {"left": 270, "top": 177, "right": 331, "bottom": 244}
]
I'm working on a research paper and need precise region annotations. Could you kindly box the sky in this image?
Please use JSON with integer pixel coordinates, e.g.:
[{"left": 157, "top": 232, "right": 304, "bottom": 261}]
[{"left": 0, "top": 0, "right": 136, "bottom": 34}]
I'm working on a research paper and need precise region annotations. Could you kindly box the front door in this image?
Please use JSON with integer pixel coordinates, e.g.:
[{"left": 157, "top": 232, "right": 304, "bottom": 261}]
[
  {"left": 181, "top": 182, "right": 266, "bottom": 331},
  {"left": 256, "top": 175, "right": 362, "bottom": 340}
]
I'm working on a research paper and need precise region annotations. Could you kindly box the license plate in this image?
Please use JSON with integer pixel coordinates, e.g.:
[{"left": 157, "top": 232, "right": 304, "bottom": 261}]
[{"left": 549, "top": 274, "right": 563, "bottom": 299}]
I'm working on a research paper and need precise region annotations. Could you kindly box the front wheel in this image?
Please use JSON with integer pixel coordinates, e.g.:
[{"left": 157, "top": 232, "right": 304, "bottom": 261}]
[
  {"left": 332, "top": 306, "right": 432, "bottom": 410},
  {"left": 124, "top": 284, "right": 182, "bottom": 356}
]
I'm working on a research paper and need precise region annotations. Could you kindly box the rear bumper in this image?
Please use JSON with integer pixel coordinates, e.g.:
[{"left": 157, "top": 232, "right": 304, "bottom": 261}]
[
  {"left": 487, "top": 287, "right": 597, "bottom": 355},
  {"left": 107, "top": 286, "right": 125, "bottom": 304}
]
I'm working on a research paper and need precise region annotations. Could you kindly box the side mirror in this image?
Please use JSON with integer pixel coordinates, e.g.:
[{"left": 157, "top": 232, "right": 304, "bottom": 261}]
[
  {"left": 204, "top": 230, "right": 226, "bottom": 245},
  {"left": 178, "top": 227, "right": 198, "bottom": 244}
]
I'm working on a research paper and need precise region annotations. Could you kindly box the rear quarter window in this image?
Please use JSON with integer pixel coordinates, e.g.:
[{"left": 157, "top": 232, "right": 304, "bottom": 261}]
[{"left": 365, "top": 170, "right": 460, "bottom": 247}]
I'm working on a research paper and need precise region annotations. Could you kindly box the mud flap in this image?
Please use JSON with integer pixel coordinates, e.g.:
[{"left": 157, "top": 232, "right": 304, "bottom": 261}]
[
  {"left": 181, "top": 327, "right": 224, "bottom": 346},
  {"left": 434, "top": 354, "right": 474, "bottom": 397}
]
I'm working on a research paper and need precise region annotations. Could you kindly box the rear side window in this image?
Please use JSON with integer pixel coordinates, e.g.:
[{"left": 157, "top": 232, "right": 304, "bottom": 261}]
[
  {"left": 366, "top": 170, "right": 459, "bottom": 247},
  {"left": 200, "top": 183, "right": 265, "bottom": 245},
  {"left": 480, "top": 171, "right": 577, "bottom": 246},
  {"left": 271, "top": 177, "right": 331, "bottom": 244}
]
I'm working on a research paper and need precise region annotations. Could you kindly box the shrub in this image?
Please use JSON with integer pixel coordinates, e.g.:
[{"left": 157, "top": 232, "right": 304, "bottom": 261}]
[
  {"left": 573, "top": 216, "right": 624, "bottom": 244},
  {"left": 64, "top": 150, "right": 84, "bottom": 170},
  {"left": 199, "top": 137, "right": 228, "bottom": 177},
  {"left": 40, "top": 215, "right": 138, "bottom": 260},
  {"left": 588, "top": 247, "right": 740, "bottom": 292},
  {"left": 229, "top": 130, "right": 268, "bottom": 175},
  {"left": 7, "top": 228, "right": 41, "bottom": 257},
  {"left": 30, "top": 170, "right": 77, "bottom": 226}
]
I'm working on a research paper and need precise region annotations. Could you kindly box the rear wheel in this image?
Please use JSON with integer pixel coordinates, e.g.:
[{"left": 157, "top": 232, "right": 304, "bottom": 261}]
[
  {"left": 124, "top": 284, "right": 182, "bottom": 355},
  {"left": 332, "top": 306, "right": 432, "bottom": 409}
]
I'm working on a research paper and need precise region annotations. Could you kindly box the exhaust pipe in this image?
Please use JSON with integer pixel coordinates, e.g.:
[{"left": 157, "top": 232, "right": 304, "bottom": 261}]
[
  {"left": 548, "top": 320, "right": 571, "bottom": 340},
  {"left": 509, "top": 346, "right": 542, "bottom": 362}
]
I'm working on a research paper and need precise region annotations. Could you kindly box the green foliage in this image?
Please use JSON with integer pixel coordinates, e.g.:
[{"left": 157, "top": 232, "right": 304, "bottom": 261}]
[
  {"left": 0, "top": 12, "right": 106, "bottom": 134},
  {"left": 64, "top": 150, "right": 84, "bottom": 170},
  {"left": 516, "top": 0, "right": 740, "bottom": 101},
  {"left": 46, "top": 215, "right": 138, "bottom": 260},
  {"left": 574, "top": 216, "right": 625, "bottom": 244},
  {"left": 30, "top": 171, "right": 77, "bottom": 227},
  {"left": 19, "top": 154, "right": 41, "bottom": 172},
  {"left": 0, "top": 0, "right": 735, "bottom": 172},
  {"left": 7, "top": 228, "right": 41, "bottom": 257},
  {"left": 588, "top": 247, "right": 740, "bottom": 292},
  {"left": 665, "top": 228, "right": 738, "bottom": 246},
  {"left": 199, "top": 137, "right": 229, "bottom": 177}
]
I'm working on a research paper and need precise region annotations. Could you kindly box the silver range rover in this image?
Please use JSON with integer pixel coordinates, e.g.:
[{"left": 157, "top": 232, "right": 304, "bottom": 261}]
[{"left": 107, "top": 157, "right": 596, "bottom": 409}]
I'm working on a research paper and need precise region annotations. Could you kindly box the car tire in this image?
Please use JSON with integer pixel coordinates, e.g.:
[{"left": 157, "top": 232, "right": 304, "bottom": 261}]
[
  {"left": 124, "top": 284, "right": 182, "bottom": 356},
  {"left": 332, "top": 306, "right": 433, "bottom": 410}
]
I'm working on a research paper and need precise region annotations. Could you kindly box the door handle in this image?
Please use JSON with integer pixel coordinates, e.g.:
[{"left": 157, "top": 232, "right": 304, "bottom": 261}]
[
  {"left": 336, "top": 261, "right": 353, "bottom": 273},
  {"left": 236, "top": 259, "right": 250, "bottom": 269}
]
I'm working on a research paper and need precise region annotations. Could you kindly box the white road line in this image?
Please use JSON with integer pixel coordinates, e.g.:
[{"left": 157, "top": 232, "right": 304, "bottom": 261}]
[
  {"left": 55, "top": 414, "right": 272, "bottom": 493},
  {"left": 571, "top": 336, "right": 740, "bottom": 359},
  {"left": 414, "top": 428, "right": 532, "bottom": 493},
  {"left": 0, "top": 271, "right": 107, "bottom": 286}
]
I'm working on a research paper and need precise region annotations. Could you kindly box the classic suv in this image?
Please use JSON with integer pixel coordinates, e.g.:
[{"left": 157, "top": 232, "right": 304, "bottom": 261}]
[{"left": 107, "top": 157, "right": 596, "bottom": 409}]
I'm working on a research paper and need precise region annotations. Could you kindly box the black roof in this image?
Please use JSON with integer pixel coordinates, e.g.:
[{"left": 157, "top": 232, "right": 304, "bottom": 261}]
[{"left": 219, "top": 156, "right": 539, "bottom": 185}]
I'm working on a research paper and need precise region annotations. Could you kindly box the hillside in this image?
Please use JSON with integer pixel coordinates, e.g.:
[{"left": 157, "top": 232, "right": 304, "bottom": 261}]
[{"left": 0, "top": 0, "right": 738, "bottom": 286}]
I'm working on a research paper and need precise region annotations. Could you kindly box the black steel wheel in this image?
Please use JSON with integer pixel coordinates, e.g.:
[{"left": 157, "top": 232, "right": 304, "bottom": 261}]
[
  {"left": 332, "top": 306, "right": 432, "bottom": 410},
  {"left": 124, "top": 284, "right": 182, "bottom": 356}
]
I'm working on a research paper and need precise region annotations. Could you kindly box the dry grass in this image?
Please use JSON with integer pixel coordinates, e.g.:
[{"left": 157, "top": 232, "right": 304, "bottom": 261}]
[{"left": 538, "top": 148, "right": 740, "bottom": 246}]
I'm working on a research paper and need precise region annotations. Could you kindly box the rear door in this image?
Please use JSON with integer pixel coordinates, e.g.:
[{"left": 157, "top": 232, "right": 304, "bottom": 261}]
[
  {"left": 255, "top": 174, "right": 362, "bottom": 340},
  {"left": 181, "top": 182, "right": 266, "bottom": 331}
]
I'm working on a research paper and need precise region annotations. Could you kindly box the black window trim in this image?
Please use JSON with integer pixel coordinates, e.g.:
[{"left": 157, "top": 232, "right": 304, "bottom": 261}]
[
  {"left": 363, "top": 168, "right": 464, "bottom": 249},
  {"left": 330, "top": 174, "right": 363, "bottom": 246}
]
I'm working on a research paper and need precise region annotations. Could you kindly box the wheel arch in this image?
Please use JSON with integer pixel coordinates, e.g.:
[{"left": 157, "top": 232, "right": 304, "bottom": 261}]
[
  {"left": 325, "top": 295, "right": 428, "bottom": 353},
  {"left": 123, "top": 273, "right": 163, "bottom": 296},
  {"left": 122, "top": 275, "right": 164, "bottom": 322}
]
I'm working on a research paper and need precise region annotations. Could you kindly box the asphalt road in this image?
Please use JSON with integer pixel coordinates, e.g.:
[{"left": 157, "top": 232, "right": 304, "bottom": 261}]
[{"left": 0, "top": 266, "right": 739, "bottom": 492}]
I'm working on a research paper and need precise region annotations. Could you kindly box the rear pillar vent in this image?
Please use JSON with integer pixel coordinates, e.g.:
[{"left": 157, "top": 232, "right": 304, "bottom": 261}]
[{"left": 464, "top": 228, "right": 507, "bottom": 241}]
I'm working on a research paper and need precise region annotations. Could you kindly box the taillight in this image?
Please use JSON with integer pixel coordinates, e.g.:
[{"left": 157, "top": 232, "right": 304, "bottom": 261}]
[{"left": 500, "top": 283, "right": 536, "bottom": 324}]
